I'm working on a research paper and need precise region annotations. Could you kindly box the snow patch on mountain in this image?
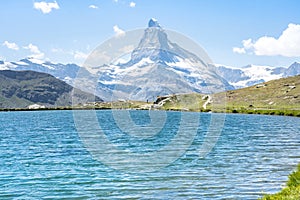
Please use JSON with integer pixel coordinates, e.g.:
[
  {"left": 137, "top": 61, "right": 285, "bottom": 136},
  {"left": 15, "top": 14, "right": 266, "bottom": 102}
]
[
  {"left": 243, "top": 65, "right": 281, "bottom": 81},
  {"left": 26, "top": 58, "right": 45, "bottom": 65},
  {"left": 216, "top": 62, "right": 300, "bottom": 88},
  {"left": 0, "top": 61, "right": 17, "bottom": 70},
  {"left": 98, "top": 58, "right": 155, "bottom": 85},
  {"left": 14, "top": 61, "right": 29, "bottom": 66},
  {"left": 230, "top": 65, "right": 282, "bottom": 88}
]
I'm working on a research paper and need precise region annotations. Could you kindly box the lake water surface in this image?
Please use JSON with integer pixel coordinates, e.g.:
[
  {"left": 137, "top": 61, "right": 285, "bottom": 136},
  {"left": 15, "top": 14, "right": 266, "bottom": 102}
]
[{"left": 0, "top": 110, "right": 299, "bottom": 199}]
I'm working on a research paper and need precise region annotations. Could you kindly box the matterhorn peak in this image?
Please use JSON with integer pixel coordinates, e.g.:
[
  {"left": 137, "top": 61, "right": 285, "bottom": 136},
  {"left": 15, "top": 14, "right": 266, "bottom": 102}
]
[{"left": 148, "top": 18, "right": 161, "bottom": 28}]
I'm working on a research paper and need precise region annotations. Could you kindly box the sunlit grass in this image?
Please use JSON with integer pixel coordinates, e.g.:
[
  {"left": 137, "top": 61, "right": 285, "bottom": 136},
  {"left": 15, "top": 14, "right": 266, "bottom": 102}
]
[{"left": 260, "top": 164, "right": 300, "bottom": 199}]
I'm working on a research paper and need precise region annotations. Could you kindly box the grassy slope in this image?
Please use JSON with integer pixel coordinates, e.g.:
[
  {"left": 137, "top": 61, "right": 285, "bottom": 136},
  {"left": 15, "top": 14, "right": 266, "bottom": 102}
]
[
  {"left": 158, "top": 93, "right": 206, "bottom": 111},
  {"left": 212, "top": 75, "right": 300, "bottom": 111},
  {"left": 260, "top": 164, "right": 300, "bottom": 199},
  {"left": 142, "top": 75, "right": 300, "bottom": 116}
]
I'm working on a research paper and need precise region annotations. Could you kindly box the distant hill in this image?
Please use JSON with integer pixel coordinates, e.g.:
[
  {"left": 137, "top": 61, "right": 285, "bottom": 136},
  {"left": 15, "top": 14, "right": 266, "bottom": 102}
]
[{"left": 0, "top": 70, "right": 102, "bottom": 109}]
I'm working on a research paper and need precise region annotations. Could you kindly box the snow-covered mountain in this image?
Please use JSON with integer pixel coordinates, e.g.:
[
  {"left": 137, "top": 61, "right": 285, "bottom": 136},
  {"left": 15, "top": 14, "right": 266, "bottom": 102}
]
[
  {"left": 1, "top": 56, "right": 299, "bottom": 100},
  {"left": 94, "top": 18, "right": 233, "bottom": 101},
  {"left": 215, "top": 62, "right": 300, "bottom": 88},
  {"left": 0, "top": 58, "right": 92, "bottom": 86},
  {"left": 1, "top": 19, "right": 299, "bottom": 100}
]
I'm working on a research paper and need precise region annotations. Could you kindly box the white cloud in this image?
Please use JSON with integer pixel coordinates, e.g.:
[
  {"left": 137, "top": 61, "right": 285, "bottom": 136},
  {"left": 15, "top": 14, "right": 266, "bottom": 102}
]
[
  {"left": 232, "top": 39, "right": 253, "bottom": 54},
  {"left": 129, "top": 2, "right": 136, "bottom": 7},
  {"left": 24, "top": 44, "right": 45, "bottom": 59},
  {"left": 232, "top": 47, "right": 245, "bottom": 54},
  {"left": 24, "top": 44, "right": 41, "bottom": 54},
  {"left": 113, "top": 25, "right": 125, "bottom": 37},
  {"left": 73, "top": 51, "right": 88, "bottom": 60},
  {"left": 242, "top": 38, "right": 253, "bottom": 49},
  {"left": 2, "top": 41, "right": 19, "bottom": 50},
  {"left": 233, "top": 23, "right": 300, "bottom": 57},
  {"left": 33, "top": 1, "right": 60, "bottom": 14},
  {"left": 89, "top": 5, "right": 98, "bottom": 9}
]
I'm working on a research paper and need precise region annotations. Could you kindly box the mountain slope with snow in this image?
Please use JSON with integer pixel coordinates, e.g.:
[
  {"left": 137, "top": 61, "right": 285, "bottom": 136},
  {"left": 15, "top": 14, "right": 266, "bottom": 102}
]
[
  {"left": 93, "top": 19, "right": 233, "bottom": 101},
  {"left": 216, "top": 62, "right": 300, "bottom": 88}
]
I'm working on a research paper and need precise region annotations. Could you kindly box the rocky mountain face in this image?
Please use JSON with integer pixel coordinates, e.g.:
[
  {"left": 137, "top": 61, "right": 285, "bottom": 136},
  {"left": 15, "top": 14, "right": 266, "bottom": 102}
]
[
  {"left": 284, "top": 62, "right": 300, "bottom": 77},
  {"left": 93, "top": 18, "right": 233, "bottom": 101},
  {"left": 0, "top": 70, "right": 102, "bottom": 108}
]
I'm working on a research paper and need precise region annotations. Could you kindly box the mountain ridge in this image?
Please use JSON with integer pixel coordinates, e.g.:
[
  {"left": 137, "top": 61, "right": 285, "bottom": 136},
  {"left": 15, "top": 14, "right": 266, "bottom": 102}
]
[{"left": 1, "top": 58, "right": 299, "bottom": 96}]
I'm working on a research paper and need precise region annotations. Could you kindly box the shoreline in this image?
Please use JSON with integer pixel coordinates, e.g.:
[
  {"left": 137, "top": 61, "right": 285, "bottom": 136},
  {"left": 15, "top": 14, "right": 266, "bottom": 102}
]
[{"left": 1, "top": 106, "right": 299, "bottom": 117}]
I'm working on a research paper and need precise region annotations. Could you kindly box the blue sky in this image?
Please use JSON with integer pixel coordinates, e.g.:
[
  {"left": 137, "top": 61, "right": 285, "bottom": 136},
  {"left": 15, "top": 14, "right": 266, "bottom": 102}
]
[{"left": 1, "top": 0, "right": 300, "bottom": 67}]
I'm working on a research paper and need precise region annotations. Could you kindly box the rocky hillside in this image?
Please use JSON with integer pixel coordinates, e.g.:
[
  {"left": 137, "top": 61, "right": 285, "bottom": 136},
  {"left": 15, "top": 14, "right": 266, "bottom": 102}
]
[{"left": 0, "top": 70, "right": 102, "bottom": 109}]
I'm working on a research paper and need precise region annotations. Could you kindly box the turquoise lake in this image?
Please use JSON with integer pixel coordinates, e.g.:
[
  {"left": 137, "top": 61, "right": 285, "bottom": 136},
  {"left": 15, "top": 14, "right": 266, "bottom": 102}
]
[{"left": 0, "top": 110, "right": 300, "bottom": 199}]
